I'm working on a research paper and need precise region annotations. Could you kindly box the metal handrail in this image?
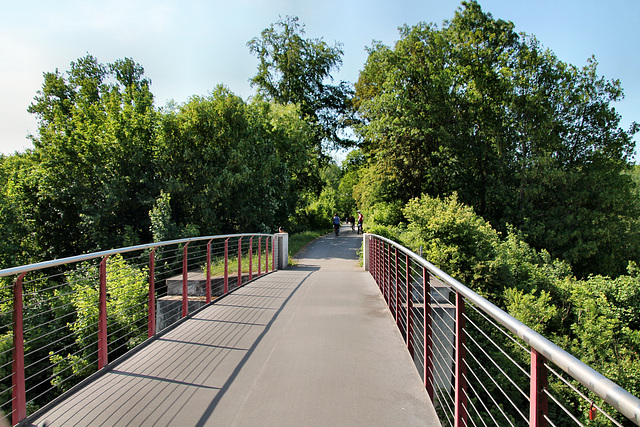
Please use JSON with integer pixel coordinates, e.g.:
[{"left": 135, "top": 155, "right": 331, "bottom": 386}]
[
  {"left": 2, "top": 233, "right": 281, "bottom": 426},
  {"left": 365, "top": 233, "right": 640, "bottom": 425},
  {"left": 0, "top": 234, "right": 273, "bottom": 278}
]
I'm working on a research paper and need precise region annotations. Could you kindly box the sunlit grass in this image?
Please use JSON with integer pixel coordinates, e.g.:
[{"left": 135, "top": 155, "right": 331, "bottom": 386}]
[{"left": 202, "top": 252, "right": 273, "bottom": 277}]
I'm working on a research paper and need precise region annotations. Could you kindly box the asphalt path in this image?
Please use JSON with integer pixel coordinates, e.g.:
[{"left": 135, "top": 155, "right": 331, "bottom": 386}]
[{"left": 30, "top": 225, "right": 440, "bottom": 426}]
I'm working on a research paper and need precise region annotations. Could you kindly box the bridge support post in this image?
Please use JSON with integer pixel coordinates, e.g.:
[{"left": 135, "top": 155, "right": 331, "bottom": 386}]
[
  {"left": 275, "top": 233, "right": 288, "bottom": 270},
  {"left": 362, "top": 234, "right": 370, "bottom": 271}
]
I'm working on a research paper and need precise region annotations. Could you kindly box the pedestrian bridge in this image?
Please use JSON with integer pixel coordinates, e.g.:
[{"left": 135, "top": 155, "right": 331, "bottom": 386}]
[
  {"left": 29, "top": 231, "right": 437, "bottom": 426},
  {"left": 2, "top": 227, "right": 640, "bottom": 426}
]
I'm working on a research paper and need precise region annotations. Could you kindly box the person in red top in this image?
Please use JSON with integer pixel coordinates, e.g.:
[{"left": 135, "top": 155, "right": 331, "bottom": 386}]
[{"left": 357, "top": 211, "right": 363, "bottom": 234}]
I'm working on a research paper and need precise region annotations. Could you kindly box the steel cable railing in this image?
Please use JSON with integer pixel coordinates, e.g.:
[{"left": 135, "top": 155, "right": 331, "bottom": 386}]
[
  {"left": 364, "top": 234, "right": 640, "bottom": 426},
  {"left": 0, "top": 233, "right": 283, "bottom": 426}
]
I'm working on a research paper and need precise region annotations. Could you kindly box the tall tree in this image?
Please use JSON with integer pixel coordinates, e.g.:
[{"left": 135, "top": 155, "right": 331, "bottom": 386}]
[
  {"left": 247, "top": 16, "right": 354, "bottom": 150},
  {"left": 353, "top": 0, "right": 639, "bottom": 277},
  {"left": 28, "top": 55, "right": 157, "bottom": 257}
]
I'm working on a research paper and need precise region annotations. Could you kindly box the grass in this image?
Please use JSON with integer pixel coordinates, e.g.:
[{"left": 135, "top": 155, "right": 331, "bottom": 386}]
[{"left": 201, "top": 252, "right": 276, "bottom": 277}]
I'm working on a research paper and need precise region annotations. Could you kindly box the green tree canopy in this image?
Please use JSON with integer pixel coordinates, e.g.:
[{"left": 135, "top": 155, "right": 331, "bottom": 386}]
[
  {"left": 154, "top": 86, "right": 321, "bottom": 234},
  {"left": 353, "top": 0, "right": 639, "bottom": 277},
  {"left": 248, "top": 15, "right": 354, "bottom": 150},
  {"left": 27, "top": 55, "right": 158, "bottom": 257}
]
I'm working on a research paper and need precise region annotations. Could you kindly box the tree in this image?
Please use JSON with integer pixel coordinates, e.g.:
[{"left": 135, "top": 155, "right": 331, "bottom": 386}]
[
  {"left": 248, "top": 16, "right": 354, "bottom": 150},
  {"left": 510, "top": 53, "right": 640, "bottom": 276},
  {"left": 27, "top": 55, "right": 158, "bottom": 258},
  {"left": 154, "top": 86, "right": 320, "bottom": 234},
  {"left": 0, "top": 153, "right": 39, "bottom": 269},
  {"left": 352, "top": 0, "right": 639, "bottom": 277}
]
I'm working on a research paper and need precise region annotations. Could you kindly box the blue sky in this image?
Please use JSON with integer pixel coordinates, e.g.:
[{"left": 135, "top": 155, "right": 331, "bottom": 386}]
[{"left": 1, "top": 0, "right": 638, "bottom": 161}]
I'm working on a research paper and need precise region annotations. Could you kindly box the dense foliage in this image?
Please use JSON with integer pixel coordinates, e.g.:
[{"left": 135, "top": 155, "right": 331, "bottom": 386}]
[
  {"left": 347, "top": 1, "right": 640, "bottom": 422},
  {"left": 0, "top": 57, "right": 335, "bottom": 268},
  {"left": 353, "top": 0, "right": 640, "bottom": 278},
  {"left": 376, "top": 193, "right": 640, "bottom": 424}
]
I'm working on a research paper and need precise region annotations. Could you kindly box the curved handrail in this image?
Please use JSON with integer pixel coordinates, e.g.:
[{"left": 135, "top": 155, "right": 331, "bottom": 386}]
[
  {"left": 0, "top": 233, "right": 274, "bottom": 278},
  {"left": 366, "top": 233, "right": 640, "bottom": 425},
  {"left": 3, "top": 232, "right": 282, "bottom": 426}
]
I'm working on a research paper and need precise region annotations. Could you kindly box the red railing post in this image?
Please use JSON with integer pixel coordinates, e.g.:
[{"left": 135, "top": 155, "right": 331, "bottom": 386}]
[
  {"left": 258, "top": 237, "right": 262, "bottom": 276},
  {"left": 206, "top": 239, "right": 213, "bottom": 304},
  {"left": 249, "top": 237, "right": 253, "bottom": 281},
  {"left": 374, "top": 239, "right": 379, "bottom": 284},
  {"left": 272, "top": 236, "right": 275, "bottom": 271},
  {"left": 384, "top": 243, "right": 388, "bottom": 295},
  {"left": 237, "top": 237, "right": 243, "bottom": 288},
  {"left": 375, "top": 240, "right": 380, "bottom": 285},
  {"left": 378, "top": 241, "right": 382, "bottom": 285},
  {"left": 12, "top": 273, "right": 26, "bottom": 426},
  {"left": 371, "top": 239, "right": 376, "bottom": 283},
  {"left": 387, "top": 244, "right": 398, "bottom": 304},
  {"left": 265, "top": 237, "right": 270, "bottom": 273},
  {"left": 380, "top": 242, "right": 384, "bottom": 292},
  {"left": 98, "top": 256, "right": 109, "bottom": 370},
  {"left": 423, "top": 267, "right": 434, "bottom": 400},
  {"left": 182, "top": 243, "right": 189, "bottom": 318},
  {"left": 395, "top": 248, "right": 400, "bottom": 327},
  {"left": 224, "top": 238, "right": 230, "bottom": 294},
  {"left": 407, "top": 255, "right": 414, "bottom": 357},
  {"left": 381, "top": 247, "right": 391, "bottom": 305},
  {"left": 530, "top": 348, "right": 549, "bottom": 427},
  {"left": 148, "top": 249, "right": 156, "bottom": 338},
  {"left": 375, "top": 239, "right": 379, "bottom": 284},
  {"left": 390, "top": 246, "right": 396, "bottom": 310},
  {"left": 370, "top": 238, "right": 375, "bottom": 280},
  {"left": 455, "top": 293, "right": 468, "bottom": 427}
]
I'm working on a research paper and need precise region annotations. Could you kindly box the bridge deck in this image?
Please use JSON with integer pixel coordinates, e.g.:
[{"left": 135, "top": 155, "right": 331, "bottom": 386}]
[{"left": 30, "top": 227, "right": 440, "bottom": 426}]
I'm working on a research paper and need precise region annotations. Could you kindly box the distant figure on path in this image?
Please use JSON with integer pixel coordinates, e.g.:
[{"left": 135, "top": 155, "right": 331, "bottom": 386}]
[{"left": 332, "top": 213, "right": 341, "bottom": 236}]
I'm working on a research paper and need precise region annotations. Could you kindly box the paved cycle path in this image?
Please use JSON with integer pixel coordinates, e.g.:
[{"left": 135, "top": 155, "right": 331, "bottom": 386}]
[{"left": 31, "top": 225, "right": 440, "bottom": 426}]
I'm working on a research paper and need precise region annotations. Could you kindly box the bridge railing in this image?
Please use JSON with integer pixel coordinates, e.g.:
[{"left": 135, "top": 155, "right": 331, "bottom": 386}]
[
  {"left": 0, "top": 233, "right": 284, "bottom": 426},
  {"left": 364, "top": 234, "right": 640, "bottom": 426}
]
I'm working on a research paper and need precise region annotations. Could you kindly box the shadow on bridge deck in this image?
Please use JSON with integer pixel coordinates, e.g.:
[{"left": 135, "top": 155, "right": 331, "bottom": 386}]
[{"left": 30, "top": 226, "right": 440, "bottom": 426}]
